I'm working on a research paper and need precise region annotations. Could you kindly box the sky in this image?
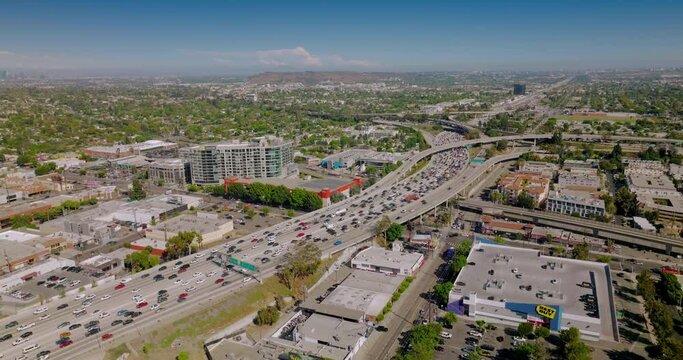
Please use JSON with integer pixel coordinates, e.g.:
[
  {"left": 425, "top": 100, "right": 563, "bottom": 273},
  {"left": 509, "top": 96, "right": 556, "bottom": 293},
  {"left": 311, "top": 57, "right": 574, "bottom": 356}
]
[{"left": 0, "top": 0, "right": 682, "bottom": 76}]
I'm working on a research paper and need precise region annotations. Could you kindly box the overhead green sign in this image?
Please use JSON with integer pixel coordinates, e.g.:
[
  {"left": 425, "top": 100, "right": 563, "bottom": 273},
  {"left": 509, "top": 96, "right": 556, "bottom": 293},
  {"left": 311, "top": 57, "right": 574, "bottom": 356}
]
[
  {"left": 240, "top": 261, "right": 257, "bottom": 271},
  {"left": 228, "top": 257, "right": 239, "bottom": 265}
]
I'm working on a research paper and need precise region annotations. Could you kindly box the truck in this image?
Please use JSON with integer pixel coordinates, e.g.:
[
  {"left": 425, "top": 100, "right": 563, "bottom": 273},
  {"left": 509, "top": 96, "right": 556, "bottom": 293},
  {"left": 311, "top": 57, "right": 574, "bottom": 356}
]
[
  {"left": 324, "top": 221, "right": 335, "bottom": 230},
  {"left": 332, "top": 208, "right": 347, "bottom": 217}
]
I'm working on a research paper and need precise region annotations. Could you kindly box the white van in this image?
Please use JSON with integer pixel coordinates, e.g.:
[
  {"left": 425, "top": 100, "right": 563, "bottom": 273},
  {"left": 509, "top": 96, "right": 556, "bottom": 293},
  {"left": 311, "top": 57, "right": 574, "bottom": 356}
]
[{"left": 23, "top": 344, "right": 40, "bottom": 354}]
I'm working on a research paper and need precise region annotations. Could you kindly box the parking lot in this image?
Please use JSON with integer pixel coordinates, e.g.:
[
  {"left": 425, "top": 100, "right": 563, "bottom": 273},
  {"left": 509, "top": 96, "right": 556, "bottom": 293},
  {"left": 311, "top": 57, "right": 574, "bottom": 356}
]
[
  {"left": 15, "top": 267, "right": 107, "bottom": 300},
  {"left": 434, "top": 318, "right": 514, "bottom": 360}
]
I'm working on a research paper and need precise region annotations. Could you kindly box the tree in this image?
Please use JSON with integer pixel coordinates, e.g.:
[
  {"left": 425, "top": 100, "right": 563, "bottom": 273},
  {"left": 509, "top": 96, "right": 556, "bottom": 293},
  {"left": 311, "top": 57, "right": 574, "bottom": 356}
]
[
  {"left": 254, "top": 306, "right": 280, "bottom": 326},
  {"left": 270, "top": 186, "right": 290, "bottom": 207},
  {"left": 386, "top": 223, "right": 405, "bottom": 242},
  {"left": 374, "top": 215, "right": 392, "bottom": 238},
  {"left": 517, "top": 322, "right": 535, "bottom": 338},
  {"left": 129, "top": 179, "right": 147, "bottom": 200},
  {"left": 177, "top": 351, "right": 189, "bottom": 360},
  {"left": 657, "top": 273, "right": 683, "bottom": 305},
  {"left": 165, "top": 231, "right": 202, "bottom": 259},
  {"left": 475, "top": 320, "right": 486, "bottom": 332},
  {"left": 156, "top": 178, "right": 165, "bottom": 187},
  {"left": 330, "top": 191, "right": 346, "bottom": 203},
  {"left": 124, "top": 248, "right": 160, "bottom": 272},
  {"left": 442, "top": 312, "right": 457, "bottom": 327},
  {"left": 565, "top": 340, "right": 591, "bottom": 360},
  {"left": 279, "top": 243, "right": 322, "bottom": 291},
  {"left": 514, "top": 341, "right": 547, "bottom": 360},
  {"left": 571, "top": 243, "right": 590, "bottom": 260},
  {"left": 16, "top": 153, "right": 36, "bottom": 167},
  {"left": 34, "top": 162, "right": 57, "bottom": 176},
  {"left": 186, "top": 184, "right": 201, "bottom": 192},
  {"left": 245, "top": 208, "right": 256, "bottom": 219},
  {"left": 449, "top": 255, "right": 468, "bottom": 277},
  {"left": 535, "top": 326, "right": 550, "bottom": 338},
  {"left": 349, "top": 185, "right": 361, "bottom": 196},
  {"left": 261, "top": 206, "right": 271, "bottom": 216},
  {"left": 596, "top": 255, "right": 611, "bottom": 264},
  {"left": 11, "top": 215, "right": 36, "bottom": 229},
  {"left": 636, "top": 270, "right": 656, "bottom": 301},
  {"left": 433, "top": 282, "right": 454, "bottom": 306},
  {"left": 614, "top": 187, "right": 639, "bottom": 217},
  {"left": 286, "top": 209, "right": 295, "bottom": 218},
  {"left": 517, "top": 191, "right": 536, "bottom": 209}
]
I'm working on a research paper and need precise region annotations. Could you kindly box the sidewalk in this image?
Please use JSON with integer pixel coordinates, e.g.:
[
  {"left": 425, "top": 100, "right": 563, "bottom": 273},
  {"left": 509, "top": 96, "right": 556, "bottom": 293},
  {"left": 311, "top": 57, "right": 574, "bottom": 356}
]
[{"left": 356, "top": 241, "right": 445, "bottom": 360}]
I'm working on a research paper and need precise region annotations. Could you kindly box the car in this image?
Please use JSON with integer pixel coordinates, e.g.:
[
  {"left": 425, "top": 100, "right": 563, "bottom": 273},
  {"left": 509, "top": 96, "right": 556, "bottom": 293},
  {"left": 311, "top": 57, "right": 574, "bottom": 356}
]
[
  {"left": 180, "top": 280, "right": 189, "bottom": 286},
  {"left": 120, "top": 277, "right": 132, "bottom": 283},
  {"left": 168, "top": 274, "right": 178, "bottom": 280},
  {"left": 32, "top": 307, "right": 48, "bottom": 315},
  {"left": 297, "top": 233, "right": 305, "bottom": 237},
  {"left": 68, "top": 323, "right": 82, "bottom": 330},
  {"left": 0, "top": 333, "right": 12, "bottom": 342},
  {"left": 37, "top": 350, "right": 51, "bottom": 360},
  {"left": 185, "top": 286, "right": 196, "bottom": 292},
  {"left": 100, "top": 295, "right": 111, "bottom": 301},
  {"left": 468, "top": 331, "right": 483, "bottom": 338},
  {"left": 157, "top": 296, "right": 168, "bottom": 303},
  {"left": 85, "top": 328, "right": 100, "bottom": 337},
  {"left": 85, "top": 320, "right": 99, "bottom": 329},
  {"left": 38, "top": 314, "right": 50, "bottom": 321},
  {"left": 5, "top": 321, "right": 18, "bottom": 329},
  {"left": 111, "top": 319, "right": 123, "bottom": 326},
  {"left": 154, "top": 274, "right": 164, "bottom": 281},
  {"left": 55, "top": 337, "right": 71, "bottom": 345},
  {"left": 141, "top": 273, "right": 150, "bottom": 279},
  {"left": 221, "top": 281, "right": 232, "bottom": 287},
  {"left": 22, "top": 343, "right": 40, "bottom": 354},
  {"left": 375, "top": 325, "right": 388, "bottom": 332},
  {"left": 150, "top": 304, "right": 159, "bottom": 311},
  {"left": 215, "top": 278, "right": 225, "bottom": 284},
  {"left": 334, "top": 239, "right": 342, "bottom": 246},
  {"left": 16, "top": 323, "right": 35, "bottom": 331},
  {"left": 12, "top": 337, "right": 27, "bottom": 346},
  {"left": 115, "top": 283, "right": 126, "bottom": 290},
  {"left": 131, "top": 288, "right": 141, "bottom": 294},
  {"left": 101, "top": 333, "right": 113, "bottom": 340},
  {"left": 135, "top": 298, "right": 146, "bottom": 304},
  {"left": 56, "top": 303, "right": 68, "bottom": 310},
  {"left": 136, "top": 301, "right": 148, "bottom": 309},
  {"left": 207, "top": 271, "right": 217, "bottom": 277},
  {"left": 440, "top": 331, "right": 452, "bottom": 339},
  {"left": 158, "top": 289, "right": 168, "bottom": 295},
  {"left": 178, "top": 293, "right": 189, "bottom": 299},
  {"left": 59, "top": 339, "right": 73, "bottom": 348},
  {"left": 99, "top": 312, "right": 111, "bottom": 319},
  {"left": 196, "top": 278, "right": 205, "bottom": 284},
  {"left": 59, "top": 331, "right": 71, "bottom": 338},
  {"left": 19, "top": 331, "right": 32, "bottom": 338},
  {"left": 116, "top": 309, "right": 129, "bottom": 316},
  {"left": 513, "top": 336, "right": 527, "bottom": 343},
  {"left": 159, "top": 266, "right": 167, "bottom": 271},
  {"left": 57, "top": 321, "right": 70, "bottom": 329},
  {"left": 192, "top": 272, "right": 203, "bottom": 278},
  {"left": 122, "top": 319, "right": 134, "bottom": 326},
  {"left": 178, "top": 267, "right": 188, "bottom": 274}
]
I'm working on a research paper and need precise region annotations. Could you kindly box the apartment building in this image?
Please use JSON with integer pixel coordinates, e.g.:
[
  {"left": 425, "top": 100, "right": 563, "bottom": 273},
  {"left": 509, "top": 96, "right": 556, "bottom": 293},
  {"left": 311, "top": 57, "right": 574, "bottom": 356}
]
[
  {"left": 546, "top": 190, "right": 606, "bottom": 218},
  {"left": 181, "top": 136, "right": 294, "bottom": 184}
]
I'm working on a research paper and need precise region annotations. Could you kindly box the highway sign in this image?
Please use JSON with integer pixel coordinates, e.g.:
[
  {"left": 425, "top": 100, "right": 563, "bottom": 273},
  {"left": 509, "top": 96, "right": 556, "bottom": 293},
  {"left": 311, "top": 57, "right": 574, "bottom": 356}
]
[
  {"left": 239, "top": 261, "right": 257, "bottom": 271},
  {"left": 228, "top": 257, "right": 239, "bottom": 265}
]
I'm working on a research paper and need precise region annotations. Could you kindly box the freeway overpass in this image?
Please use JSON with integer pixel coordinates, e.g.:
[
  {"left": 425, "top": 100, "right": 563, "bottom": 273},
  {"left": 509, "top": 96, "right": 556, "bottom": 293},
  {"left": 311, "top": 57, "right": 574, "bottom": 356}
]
[{"left": 458, "top": 199, "right": 683, "bottom": 255}]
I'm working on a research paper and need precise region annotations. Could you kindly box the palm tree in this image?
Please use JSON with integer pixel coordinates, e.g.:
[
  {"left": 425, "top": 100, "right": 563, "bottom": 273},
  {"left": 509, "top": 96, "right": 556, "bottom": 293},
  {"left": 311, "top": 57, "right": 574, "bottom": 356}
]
[{"left": 475, "top": 319, "right": 486, "bottom": 333}]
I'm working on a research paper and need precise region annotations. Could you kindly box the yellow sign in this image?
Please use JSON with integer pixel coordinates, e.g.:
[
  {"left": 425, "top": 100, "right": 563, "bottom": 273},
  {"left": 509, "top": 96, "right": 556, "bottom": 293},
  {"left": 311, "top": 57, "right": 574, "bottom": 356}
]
[{"left": 536, "top": 305, "right": 556, "bottom": 319}]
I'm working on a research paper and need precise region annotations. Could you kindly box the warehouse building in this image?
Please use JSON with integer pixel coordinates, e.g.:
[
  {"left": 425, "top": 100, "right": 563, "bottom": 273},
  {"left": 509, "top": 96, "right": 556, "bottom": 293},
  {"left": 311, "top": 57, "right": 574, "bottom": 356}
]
[
  {"left": 145, "top": 212, "right": 233, "bottom": 246},
  {"left": 351, "top": 246, "right": 424, "bottom": 276}
]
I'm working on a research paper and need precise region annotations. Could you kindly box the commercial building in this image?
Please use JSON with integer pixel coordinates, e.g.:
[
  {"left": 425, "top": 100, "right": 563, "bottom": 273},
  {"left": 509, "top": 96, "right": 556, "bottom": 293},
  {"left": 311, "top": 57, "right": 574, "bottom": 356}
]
[
  {"left": 351, "top": 246, "right": 424, "bottom": 276},
  {"left": 409, "top": 229, "right": 434, "bottom": 248},
  {"left": 448, "top": 241, "right": 618, "bottom": 341},
  {"left": 478, "top": 215, "right": 533, "bottom": 237},
  {"left": 83, "top": 140, "right": 177, "bottom": 159},
  {"left": 513, "top": 84, "right": 526, "bottom": 95},
  {"left": 563, "top": 159, "right": 598, "bottom": 170},
  {"left": 0, "top": 187, "right": 24, "bottom": 205},
  {"left": 321, "top": 149, "right": 402, "bottom": 170},
  {"left": 624, "top": 159, "right": 666, "bottom": 176},
  {"left": 633, "top": 217, "right": 656, "bottom": 232},
  {"left": 627, "top": 172, "right": 683, "bottom": 221},
  {"left": 148, "top": 158, "right": 189, "bottom": 186},
  {"left": 129, "top": 238, "right": 167, "bottom": 256},
  {"left": 557, "top": 168, "right": 602, "bottom": 192},
  {"left": 181, "top": 136, "right": 294, "bottom": 184},
  {"left": 519, "top": 161, "right": 558, "bottom": 178},
  {"left": 546, "top": 190, "right": 606, "bottom": 218},
  {"left": 146, "top": 212, "right": 233, "bottom": 246},
  {"left": 0, "top": 201, "right": 52, "bottom": 229},
  {"left": 0, "top": 236, "right": 51, "bottom": 273},
  {"left": 497, "top": 172, "right": 551, "bottom": 205}
]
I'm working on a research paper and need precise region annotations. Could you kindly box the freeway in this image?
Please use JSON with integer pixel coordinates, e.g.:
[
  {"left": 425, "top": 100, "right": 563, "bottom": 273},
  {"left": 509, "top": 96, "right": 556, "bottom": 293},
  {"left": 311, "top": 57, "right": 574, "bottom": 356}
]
[
  {"left": 459, "top": 199, "right": 683, "bottom": 255},
  {"left": 0, "top": 132, "right": 561, "bottom": 360}
]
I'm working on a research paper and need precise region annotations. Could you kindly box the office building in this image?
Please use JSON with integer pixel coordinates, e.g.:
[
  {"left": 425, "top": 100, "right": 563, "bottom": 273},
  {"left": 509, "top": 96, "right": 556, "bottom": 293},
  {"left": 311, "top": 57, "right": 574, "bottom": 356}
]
[
  {"left": 181, "top": 136, "right": 294, "bottom": 184},
  {"left": 546, "top": 190, "right": 606, "bottom": 218},
  {"left": 497, "top": 172, "right": 551, "bottom": 205},
  {"left": 351, "top": 246, "right": 424, "bottom": 276},
  {"left": 513, "top": 84, "right": 526, "bottom": 95},
  {"left": 148, "top": 158, "right": 189, "bottom": 186}
]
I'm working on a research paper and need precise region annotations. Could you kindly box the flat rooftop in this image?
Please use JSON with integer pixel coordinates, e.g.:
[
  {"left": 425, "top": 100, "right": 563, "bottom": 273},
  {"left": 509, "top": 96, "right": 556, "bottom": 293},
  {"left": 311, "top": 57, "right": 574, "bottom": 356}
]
[
  {"left": 0, "top": 230, "right": 41, "bottom": 243},
  {"left": 0, "top": 239, "right": 46, "bottom": 261},
  {"left": 453, "top": 242, "right": 616, "bottom": 340},
  {"left": 297, "top": 313, "right": 367, "bottom": 351},
  {"left": 353, "top": 246, "right": 424, "bottom": 270},
  {"left": 304, "top": 178, "right": 351, "bottom": 191},
  {"left": 320, "top": 270, "right": 404, "bottom": 317},
  {"left": 155, "top": 214, "right": 231, "bottom": 234}
]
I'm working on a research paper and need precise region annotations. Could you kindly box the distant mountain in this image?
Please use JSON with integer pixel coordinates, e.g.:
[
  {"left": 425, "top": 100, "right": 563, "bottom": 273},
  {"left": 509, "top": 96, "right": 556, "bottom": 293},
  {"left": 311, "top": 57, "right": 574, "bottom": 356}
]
[{"left": 247, "top": 71, "right": 398, "bottom": 85}]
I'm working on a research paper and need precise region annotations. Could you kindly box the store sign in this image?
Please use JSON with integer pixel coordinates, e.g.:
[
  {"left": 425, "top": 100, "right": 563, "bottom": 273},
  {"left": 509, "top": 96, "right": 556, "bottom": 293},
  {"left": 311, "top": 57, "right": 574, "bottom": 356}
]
[{"left": 536, "top": 305, "right": 556, "bottom": 319}]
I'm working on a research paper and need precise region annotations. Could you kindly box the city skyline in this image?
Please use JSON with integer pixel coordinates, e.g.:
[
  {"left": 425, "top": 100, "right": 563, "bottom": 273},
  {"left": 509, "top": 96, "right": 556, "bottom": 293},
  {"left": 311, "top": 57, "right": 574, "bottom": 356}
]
[{"left": 1, "top": 0, "right": 682, "bottom": 76}]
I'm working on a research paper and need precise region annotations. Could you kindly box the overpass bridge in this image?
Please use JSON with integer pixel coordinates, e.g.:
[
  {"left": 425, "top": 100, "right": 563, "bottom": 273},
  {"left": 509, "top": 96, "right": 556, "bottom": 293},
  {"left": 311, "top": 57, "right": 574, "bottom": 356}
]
[{"left": 458, "top": 199, "right": 683, "bottom": 255}]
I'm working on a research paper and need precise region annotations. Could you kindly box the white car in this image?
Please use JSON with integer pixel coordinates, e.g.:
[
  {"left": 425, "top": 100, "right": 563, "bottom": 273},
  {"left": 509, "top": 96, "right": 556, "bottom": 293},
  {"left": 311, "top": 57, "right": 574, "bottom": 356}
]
[
  {"left": 207, "top": 271, "right": 217, "bottom": 277},
  {"left": 12, "top": 337, "right": 27, "bottom": 346},
  {"left": 468, "top": 331, "right": 483, "bottom": 338},
  {"left": 196, "top": 278, "right": 205, "bottom": 284},
  {"left": 194, "top": 253, "right": 206, "bottom": 258},
  {"left": 192, "top": 272, "right": 203, "bottom": 278},
  {"left": 101, "top": 294, "right": 111, "bottom": 301},
  {"left": 74, "top": 294, "right": 86, "bottom": 300},
  {"left": 513, "top": 336, "right": 527, "bottom": 343},
  {"left": 174, "top": 279, "right": 183, "bottom": 285},
  {"left": 131, "top": 288, "right": 141, "bottom": 294},
  {"left": 99, "top": 312, "right": 111, "bottom": 319},
  {"left": 173, "top": 264, "right": 181, "bottom": 270},
  {"left": 180, "top": 280, "right": 189, "bottom": 286},
  {"left": 185, "top": 286, "right": 196, "bottom": 292},
  {"left": 16, "top": 323, "right": 35, "bottom": 331},
  {"left": 210, "top": 249, "right": 218, "bottom": 254},
  {"left": 120, "top": 277, "right": 132, "bottom": 283},
  {"left": 150, "top": 304, "right": 159, "bottom": 311},
  {"left": 190, "top": 258, "right": 199, "bottom": 264},
  {"left": 85, "top": 294, "right": 96, "bottom": 300},
  {"left": 243, "top": 277, "right": 252, "bottom": 283},
  {"left": 70, "top": 280, "right": 81, "bottom": 287},
  {"left": 440, "top": 331, "right": 452, "bottom": 339},
  {"left": 32, "top": 307, "right": 48, "bottom": 315},
  {"left": 22, "top": 344, "right": 40, "bottom": 354},
  {"left": 38, "top": 314, "right": 50, "bottom": 321}
]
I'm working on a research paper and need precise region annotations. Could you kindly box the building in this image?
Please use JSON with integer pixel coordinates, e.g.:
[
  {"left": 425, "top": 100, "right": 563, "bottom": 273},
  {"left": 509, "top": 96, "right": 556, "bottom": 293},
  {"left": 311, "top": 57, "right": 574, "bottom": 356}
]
[
  {"left": 0, "top": 188, "right": 24, "bottom": 205},
  {"left": 546, "top": 190, "right": 606, "bottom": 218},
  {"left": 624, "top": 159, "right": 666, "bottom": 176},
  {"left": 0, "top": 235, "right": 51, "bottom": 273},
  {"left": 447, "top": 241, "right": 618, "bottom": 341},
  {"left": 146, "top": 212, "right": 233, "bottom": 245},
  {"left": 0, "top": 201, "right": 52, "bottom": 229},
  {"left": 563, "top": 159, "right": 598, "bottom": 170},
  {"left": 519, "top": 161, "right": 559, "bottom": 178},
  {"left": 181, "top": 136, "right": 294, "bottom": 184},
  {"left": 497, "top": 172, "right": 551, "bottom": 205},
  {"left": 45, "top": 157, "right": 86, "bottom": 170},
  {"left": 83, "top": 140, "right": 177, "bottom": 159},
  {"left": 321, "top": 149, "right": 368, "bottom": 170},
  {"left": 627, "top": 172, "right": 683, "bottom": 221},
  {"left": 557, "top": 168, "right": 601, "bottom": 192},
  {"left": 0, "top": 257, "right": 75, "bottom": 291},
  {"left": 351, "top": 246, "right": 424, "bottom": 276},
  {"left": 478, "top": 215, "right": 534, "bottom": 237},
  {"left": 291, "top": 313, "right": 368, "bottom": 360},
  {"left": 129, "top": 238, "right": 167, "bottom": 256},
  {"left": 148, "top": 158, "right": 189, "bottom": 186},
  {"left": 79, "top": 253, "right": 123, "bottom": 273},
  {"left": 633, "top": 216, "right": 656, "bottom": 232},
  {"left": 409, "top": 229, "right": 434, "bottom": 248},
  {"left": 513, "top": 84, "right": 526, "bottom": 95}
]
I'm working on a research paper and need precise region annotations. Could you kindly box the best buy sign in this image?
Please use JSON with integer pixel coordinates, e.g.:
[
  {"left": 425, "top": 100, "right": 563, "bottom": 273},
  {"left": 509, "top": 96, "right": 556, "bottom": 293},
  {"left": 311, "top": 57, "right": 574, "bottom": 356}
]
[{"left": 536, "top": 305, "right": 557, "bottom": 319}]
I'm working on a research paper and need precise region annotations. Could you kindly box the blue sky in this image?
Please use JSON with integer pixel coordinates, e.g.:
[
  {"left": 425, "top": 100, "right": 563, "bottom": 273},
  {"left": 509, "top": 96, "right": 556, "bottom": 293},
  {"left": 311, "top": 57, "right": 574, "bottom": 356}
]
[{"left": 0, "top": 0, "right": 681, "bottom": 75}]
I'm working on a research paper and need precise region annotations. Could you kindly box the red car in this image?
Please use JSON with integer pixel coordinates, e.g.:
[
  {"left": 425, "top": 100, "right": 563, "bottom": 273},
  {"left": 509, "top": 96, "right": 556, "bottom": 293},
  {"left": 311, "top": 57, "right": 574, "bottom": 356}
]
[
  {"left": 298, "top": 222, "right": 305, "bottom": 226},
  {"left": 250, "top": 238, "right": 258, "bottom": 243},
  {"left": 101, "top": 333, "right": 113, "bottom": 340},
  {"left": 297, "top": 233, "right": 305, "bottom": 237},
  {"left": 59, "top": 340, "right": 73, "bottom": 348},
  {"left": 214, "top": 278, "right": 224, "bottom": 284},
  {"left": 178, "top": 293, "right": 189, "bottom": 299},
  {"left": 115, "top": 283, "right": 126, "bottom": 290},
  {"left": 178, "top": 267, "right": 187, "bottom": 274},
  {"left": 136, "top": 301, "right": 148, "bottom": 309},
  {"left": 303, "top": 226, "right": 310, "bottom": 230}
]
